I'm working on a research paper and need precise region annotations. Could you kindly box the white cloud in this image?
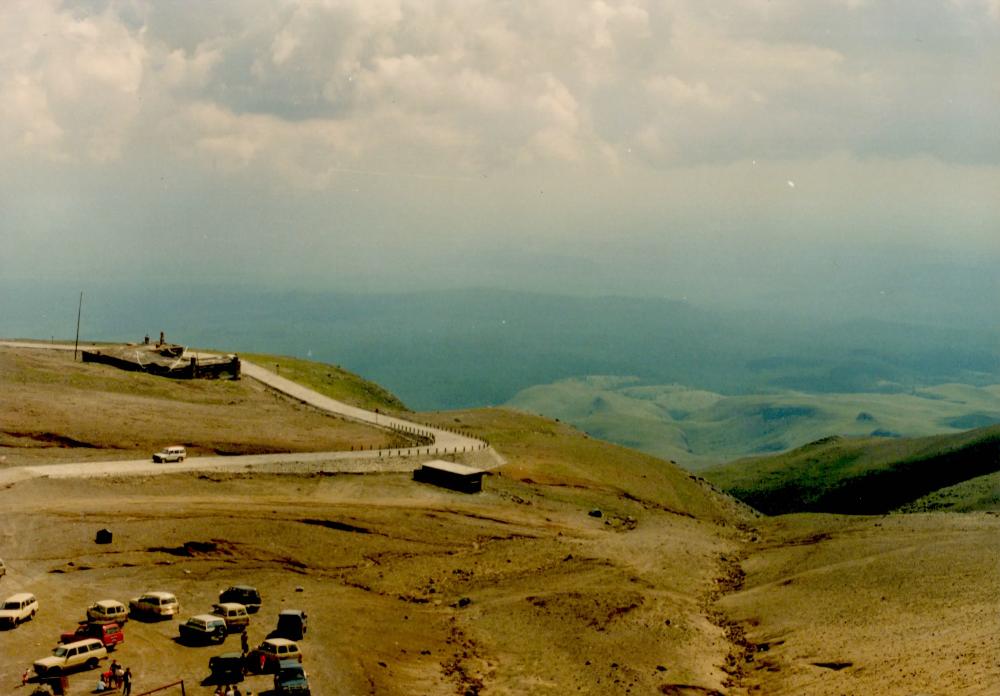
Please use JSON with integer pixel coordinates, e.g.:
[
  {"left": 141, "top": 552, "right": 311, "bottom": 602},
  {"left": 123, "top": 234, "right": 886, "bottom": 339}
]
[
  {"left": 0, "top": 0, "right": 146, "bottom": 162},
  {"left": 1, "top": 0, "right": 998, "bottom": 183}
]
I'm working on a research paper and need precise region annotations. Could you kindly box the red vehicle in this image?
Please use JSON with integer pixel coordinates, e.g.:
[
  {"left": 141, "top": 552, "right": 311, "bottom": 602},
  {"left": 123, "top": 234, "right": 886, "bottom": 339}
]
[{"left": 60, "top": 621, "right": 124, "bottom": 651}]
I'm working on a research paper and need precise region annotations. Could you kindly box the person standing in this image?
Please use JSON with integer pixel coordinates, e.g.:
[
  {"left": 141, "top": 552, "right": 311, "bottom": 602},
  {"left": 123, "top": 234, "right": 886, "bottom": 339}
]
[
  {"left": 122, "top": 667, "right": 133, "bottom": 696},
  {"left": 240, "top": 630, "right": 249, "bottom": 655}
]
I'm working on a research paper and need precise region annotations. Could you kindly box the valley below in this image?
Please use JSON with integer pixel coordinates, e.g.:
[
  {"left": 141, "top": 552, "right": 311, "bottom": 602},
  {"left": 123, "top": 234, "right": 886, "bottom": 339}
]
[{"left": 507, "top": 376, "right": 1000, "bottom": 468}]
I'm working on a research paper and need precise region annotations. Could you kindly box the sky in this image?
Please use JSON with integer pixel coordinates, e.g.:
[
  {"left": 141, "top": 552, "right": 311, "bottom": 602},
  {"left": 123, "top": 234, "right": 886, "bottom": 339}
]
[{"left": 2, "top": 0, "right": 999, "bottom": 313}]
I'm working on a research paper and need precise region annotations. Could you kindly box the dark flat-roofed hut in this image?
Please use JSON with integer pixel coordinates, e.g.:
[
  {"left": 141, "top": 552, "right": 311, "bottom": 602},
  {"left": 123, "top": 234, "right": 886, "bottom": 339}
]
[{"left": 413, "top": 460, "right": 486, "bottom": 493}]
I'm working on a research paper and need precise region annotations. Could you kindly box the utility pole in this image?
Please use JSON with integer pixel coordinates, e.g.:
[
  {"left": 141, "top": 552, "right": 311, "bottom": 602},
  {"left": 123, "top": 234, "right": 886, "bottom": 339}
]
[{"left": 73, "top": 291, "right": 83, "bottom": 361}]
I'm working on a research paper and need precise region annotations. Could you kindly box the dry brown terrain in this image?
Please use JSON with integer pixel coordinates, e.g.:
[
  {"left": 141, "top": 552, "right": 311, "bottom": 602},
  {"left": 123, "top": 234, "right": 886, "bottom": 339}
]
[
  {"left": 0, "top": 443, "right": 749, "bottom": 695},
  {"left": 718, "top": 512, "right": 1000, "bottom": 695},
  {"left": 2, "top": 346, "right": 998, "bottom": 695}
]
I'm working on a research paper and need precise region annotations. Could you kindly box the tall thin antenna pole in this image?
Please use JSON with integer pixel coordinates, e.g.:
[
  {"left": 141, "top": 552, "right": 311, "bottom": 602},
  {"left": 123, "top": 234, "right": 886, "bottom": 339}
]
[{"left": 74, "top": 291, "right": 83, "bottom": 361}]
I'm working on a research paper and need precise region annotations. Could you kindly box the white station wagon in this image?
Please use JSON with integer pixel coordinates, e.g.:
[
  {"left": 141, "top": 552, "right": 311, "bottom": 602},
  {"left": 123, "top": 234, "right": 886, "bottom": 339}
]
[
  {"left": 0, "top": 592, "right": 38, "bottom": 628},
  {"left": 34, "top": 638, "right": 107, "bottom": 676},
  {"left": 87, "top": 599, "right": 129, "bottom": 624},
  {"left": 129, "top": 591, "right": 179, "bottom": 619},
  {"left": 152, "top": 446, "right": 186, "bottom": 463}
]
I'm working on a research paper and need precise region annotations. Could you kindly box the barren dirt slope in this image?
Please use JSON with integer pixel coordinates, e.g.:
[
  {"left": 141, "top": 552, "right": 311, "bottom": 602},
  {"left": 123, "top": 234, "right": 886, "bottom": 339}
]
[
  {"left": 0, "top": 347, "right": 756, "bottom": 694},
  {"left": 717, "top": 513, "right": 1000, "bottom": 695},
  {"left": 0, "top": 443, "right": 751, "bottom": 695}
]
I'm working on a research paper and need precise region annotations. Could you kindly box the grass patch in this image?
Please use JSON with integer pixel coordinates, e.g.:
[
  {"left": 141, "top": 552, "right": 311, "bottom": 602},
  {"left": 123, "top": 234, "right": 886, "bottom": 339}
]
[
  {"left": 420, "top": 407, "right": 755, "bottom": 525},
  {"left": 241, "top": 352, "right": 408, "bottom": 413}
]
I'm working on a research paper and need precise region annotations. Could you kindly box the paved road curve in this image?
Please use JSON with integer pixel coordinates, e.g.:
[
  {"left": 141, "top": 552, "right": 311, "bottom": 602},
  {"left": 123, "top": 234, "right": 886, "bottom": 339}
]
[{"left": 0, "top": 341, "right": 500, "bottom": 484}]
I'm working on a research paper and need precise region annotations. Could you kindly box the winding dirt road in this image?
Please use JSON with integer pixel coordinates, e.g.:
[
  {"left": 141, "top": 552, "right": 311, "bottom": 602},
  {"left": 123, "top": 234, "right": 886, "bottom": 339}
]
[{"left": 0, "top": 340, "right": 500, "bottom": 485}]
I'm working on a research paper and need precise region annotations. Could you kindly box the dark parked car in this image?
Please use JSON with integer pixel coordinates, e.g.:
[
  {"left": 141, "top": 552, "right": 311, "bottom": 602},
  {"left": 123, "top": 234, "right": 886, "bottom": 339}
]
[
  {"left": 178, "top": 615, "right": 227, "bottom": 645},
  {"left": 274, "top": 659, "right": 311, "bottom": 694},
  {"left": 219, "top": 585, "right": 261, "bottom": 614},
  {"left": 276, "top": 609, "right": 307, "bottom": 640},
  {"left": 208, "top": 652, "right": 245, "bottom": 683}
]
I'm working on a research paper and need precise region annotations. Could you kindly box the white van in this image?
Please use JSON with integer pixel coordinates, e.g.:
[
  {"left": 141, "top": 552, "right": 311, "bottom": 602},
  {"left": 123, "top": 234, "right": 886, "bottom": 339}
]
[
  {"left": 0, "top": 592, "right": 39, "bottom": 627},
  {"left": 152, "top": 446, "right": 186, "bottom": 463},
  {"left": 34, "top": 638, "right": 108, "bottom": 676},
  {"left": 87, "top": 599, "right": 129, "bottom": 624},
  {"left": 129, "top": 591, "right": 179, "bottom": 618}
]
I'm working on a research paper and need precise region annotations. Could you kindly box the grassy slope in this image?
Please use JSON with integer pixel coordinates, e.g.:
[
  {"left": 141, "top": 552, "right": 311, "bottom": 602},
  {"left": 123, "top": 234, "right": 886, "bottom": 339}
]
[
  {"left": 507, "top": 377, "right": 1000, "bottom": 467},
  {"left": 421, "top": 406, "right": 755, "bottom": 526},
  {"left": 703, "top": 425, "right": 1000, "bottom": 514},
  {"left": 898, "top": 469, "right": 1000, "bottom": 512},
  {"left": 0, "top": 347, "right": 410, "bottom": 463},
  {"left": 241, "top": 351, "right": 409, "bottom": 412}
]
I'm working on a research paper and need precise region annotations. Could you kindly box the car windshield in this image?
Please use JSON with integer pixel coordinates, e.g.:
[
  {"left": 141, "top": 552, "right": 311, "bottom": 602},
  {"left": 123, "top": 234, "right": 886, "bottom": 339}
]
[{"left": 2, "top": 602, "right": 19, "bottom": 610}]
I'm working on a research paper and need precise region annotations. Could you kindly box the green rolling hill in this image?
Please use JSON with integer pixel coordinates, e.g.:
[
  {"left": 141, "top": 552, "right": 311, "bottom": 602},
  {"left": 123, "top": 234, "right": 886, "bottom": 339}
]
[
  {"left": 507, "top": 378, "right": 1000, "bottom": 469},
  {"left": 702, "top": 424, "right": 1000, "bottom": 515}
]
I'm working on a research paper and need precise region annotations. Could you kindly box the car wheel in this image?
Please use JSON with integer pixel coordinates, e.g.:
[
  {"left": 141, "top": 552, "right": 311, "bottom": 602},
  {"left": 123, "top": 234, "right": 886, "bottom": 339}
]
[{"left": 85, "top": 658, "right": 98, "bottom": 670}]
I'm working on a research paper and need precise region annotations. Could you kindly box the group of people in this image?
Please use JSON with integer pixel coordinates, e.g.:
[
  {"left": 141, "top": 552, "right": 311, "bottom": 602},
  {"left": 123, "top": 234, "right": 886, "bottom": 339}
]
[
  {"left": 96, "top": 660, "right": 132, "bottom": 694},
  {"left": 213, "top": 685, "right": 251, "bottom": 696}
]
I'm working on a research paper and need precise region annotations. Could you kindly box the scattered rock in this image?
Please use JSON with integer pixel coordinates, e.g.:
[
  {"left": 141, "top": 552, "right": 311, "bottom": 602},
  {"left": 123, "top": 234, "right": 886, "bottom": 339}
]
[{"left": 589, "top": 509, "right": 603, "bottom": 518}]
